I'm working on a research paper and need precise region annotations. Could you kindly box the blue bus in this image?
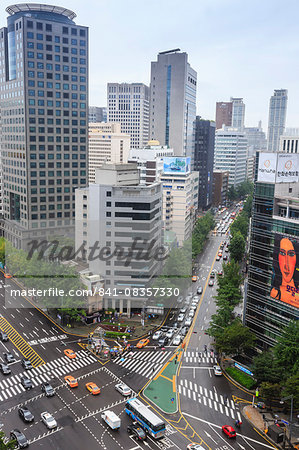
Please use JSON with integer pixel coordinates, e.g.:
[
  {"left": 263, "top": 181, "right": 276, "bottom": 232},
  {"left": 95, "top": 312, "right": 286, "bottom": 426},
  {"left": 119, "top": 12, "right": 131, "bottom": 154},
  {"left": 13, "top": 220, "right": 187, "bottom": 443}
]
[{"left": 125, "top": 398, "right": 165, "bottom": 439}]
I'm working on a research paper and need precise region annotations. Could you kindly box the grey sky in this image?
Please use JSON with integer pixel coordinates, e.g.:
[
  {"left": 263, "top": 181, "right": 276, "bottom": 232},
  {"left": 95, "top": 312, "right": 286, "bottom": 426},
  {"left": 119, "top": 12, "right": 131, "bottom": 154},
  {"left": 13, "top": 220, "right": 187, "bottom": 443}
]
[{"left": 2, "top": 0, "right": 299, "bottom": 129}]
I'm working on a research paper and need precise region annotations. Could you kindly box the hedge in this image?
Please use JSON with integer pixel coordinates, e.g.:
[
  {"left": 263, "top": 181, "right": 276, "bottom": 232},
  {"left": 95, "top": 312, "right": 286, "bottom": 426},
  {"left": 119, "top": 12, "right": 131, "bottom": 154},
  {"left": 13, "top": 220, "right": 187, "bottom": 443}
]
[
  {"left": 103, "top": 331, "right": 130, "bottom": 338},
  {"left": 226, "top": 366, "right": 256, "bottom": 390}
]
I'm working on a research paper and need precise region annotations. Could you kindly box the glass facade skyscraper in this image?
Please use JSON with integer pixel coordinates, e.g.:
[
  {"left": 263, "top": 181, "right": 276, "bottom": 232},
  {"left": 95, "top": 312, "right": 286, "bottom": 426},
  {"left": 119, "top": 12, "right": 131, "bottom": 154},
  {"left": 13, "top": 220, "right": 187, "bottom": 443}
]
[
  {"left": 267, "top": 89, "right": 288, "bottom": 152},
  {"left": 0, "top": 4, "right": 88, "bottom": 248}
]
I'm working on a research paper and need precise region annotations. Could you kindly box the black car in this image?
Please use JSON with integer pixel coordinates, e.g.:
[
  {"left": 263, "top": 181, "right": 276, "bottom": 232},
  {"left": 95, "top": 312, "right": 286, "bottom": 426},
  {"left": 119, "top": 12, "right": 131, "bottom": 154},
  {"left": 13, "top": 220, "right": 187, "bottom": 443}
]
[
  {"left": 21, "top": 376, "right": 33, "bottom": 390},
  {"left": 158, "top": 336, "right": 169, "bottom": 347},
  {"left": 41, "top": 382, "right": 55, "bottom": 397},
  {"left": 10, "top": 429, "right": 29, "bottom": 449},
  {"left": 0, "top": 331, "right": 8, "bottom": 342},
  {"left": 181, "top": 326, "right": 189, "bottom": 336},
  {"left": 18, "top": 406, "right": 34, "bottom": 423},
  {"left": 127, "top": 421, "right": 146, "bottom": 441},
  {"left": 21, "top": 359, "right": 33, "bottom": 370},
  {"left": 4, "top": 352, "right": 15, "bottom": 363},
  {"left": 0, "top": 362, "right": 11, "bottom": 375}
]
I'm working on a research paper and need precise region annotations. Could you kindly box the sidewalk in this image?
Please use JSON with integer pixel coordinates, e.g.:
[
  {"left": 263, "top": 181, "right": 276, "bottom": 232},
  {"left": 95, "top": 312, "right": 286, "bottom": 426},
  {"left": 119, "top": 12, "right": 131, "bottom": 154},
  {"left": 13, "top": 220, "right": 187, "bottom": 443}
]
[{"left": 144, "top": 348, "right": 183, "bottom": 414}]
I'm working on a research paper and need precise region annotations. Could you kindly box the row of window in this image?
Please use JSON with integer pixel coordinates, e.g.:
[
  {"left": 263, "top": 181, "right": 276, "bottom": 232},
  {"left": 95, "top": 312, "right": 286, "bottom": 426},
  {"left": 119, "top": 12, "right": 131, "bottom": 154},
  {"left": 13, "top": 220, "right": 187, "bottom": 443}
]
[
  {"left": 28, "top": 118, "right": 86, "bottom": 125},
  {"left": 26, "top": 21, "right": 86, "bottom": 37},
  {"left": 28, "top": 78, "right": 84, "bottom": 87},
  {"left": 30, "top": 179, "right": 86, "bottom": 185},
  {"left": 27, "top": 41, "right": 85, "bottom": 51},
  {"left": 27, "top": 52, "right": 86, "bottom": 64},
  {"left": 28, "top": 109, "right": 86, "bottom": 118},
  {"left": 28, "top": 65, "right": 86, "bottom": 74},
  {"left": 30, "top": 154, "right": 86, "bottom": 160},
  {"left": 28, "top": 100, "right": 86, "bottom": 109},
  {"left": 30, "top": 170, "right": 86, "bottom": 176}
]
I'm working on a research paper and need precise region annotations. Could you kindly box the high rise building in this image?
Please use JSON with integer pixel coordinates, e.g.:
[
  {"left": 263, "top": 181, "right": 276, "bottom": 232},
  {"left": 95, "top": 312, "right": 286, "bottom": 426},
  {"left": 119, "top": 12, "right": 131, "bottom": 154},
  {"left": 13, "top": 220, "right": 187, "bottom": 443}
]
[
  {"left": 128, "top": 140, "right": 174, "bottom": 185},
  {"left": 0, "top": 4, "right": 88, "bottom": 248},
  {"left": 245, "top": 152, "right": 299, "bottom": 349},
  {"left": 245, "top": 122, "right": 267, "bottom": 157},
  {"left": 149, "top": 49, "right": 197, "bottom": 157},
  {"left": 89, "top": 106, "right": 107, "bottom": 123},
  {"left": 212, "top": 170, "right": 229, "bottom": 206},
  {"left": 214, "top": 127, "right": 247, "bottom": 187},
  {"left": 267, "top": 89, "right": 288, "bottom": 152},
  {"left": 107, "top": 83, "right": 149, "bottom": 149},
  {"left": 193, "top": 117, "right": 215, "bottom": 210},
  {"left": 215, "top": 102, "right": 232, "bottom": 129},
  {"left": 88, "top": 122, "right": 130, "bottom": 183},
  {"left": 231, "top": 97, "right": 245, "bottom": 129}
]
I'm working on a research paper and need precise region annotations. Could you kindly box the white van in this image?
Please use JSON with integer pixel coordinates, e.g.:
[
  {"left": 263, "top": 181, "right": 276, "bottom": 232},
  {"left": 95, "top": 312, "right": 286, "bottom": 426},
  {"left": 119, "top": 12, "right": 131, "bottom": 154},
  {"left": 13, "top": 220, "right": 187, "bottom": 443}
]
[{"left": 101, "top": 410, "right": 121, "bottom": 430}]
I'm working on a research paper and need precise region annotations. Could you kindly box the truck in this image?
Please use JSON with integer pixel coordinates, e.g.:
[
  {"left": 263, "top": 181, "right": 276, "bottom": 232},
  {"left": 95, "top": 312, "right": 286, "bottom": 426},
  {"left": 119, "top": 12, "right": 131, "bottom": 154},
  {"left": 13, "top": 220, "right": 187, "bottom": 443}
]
[{"left": 101, "top": 410, "right": 121, "bottom": 430}]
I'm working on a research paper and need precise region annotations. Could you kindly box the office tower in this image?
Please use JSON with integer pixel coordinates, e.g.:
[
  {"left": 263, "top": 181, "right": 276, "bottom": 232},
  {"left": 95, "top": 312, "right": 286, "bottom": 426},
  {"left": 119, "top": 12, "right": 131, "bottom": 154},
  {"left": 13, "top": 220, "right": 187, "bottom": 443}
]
[
  {"left": 0, "top": 4, "right": 88, "bottom": 249},
  {"left": 214, "top": 127, "right": 247, "bottom": 187},
  {"left": 107, "top": 83, "right": 149, "bottom": 149},
  {"left": 212, "top": 170, "right": 229, "bottom": 206},
  {"left": 267, "top": 89, "right": 288, "bottom": 152},
  {"left": 215, "top": 102, "right": 232, "bottom": 129},
  {"left": 193, "top": 117, "right": 215, "bottom": 210},
  {"left": 245, "top": 122, "right": 267, "bottom": 157},
  {"left": 245, "top": 152, "right": 299, "bottom": 349},
  {"left": 75, "top": 163, "right": 163, "bottom": 315},
  {"left": 128, "top": 140, "right": 174, "bottom": 185},
  {"left": 89, "top": 106, "right": 107, "bottom": 123},
  {"left": 149, "top": 49, "right": 197, "bottom": 157},
  {"left": 231, "top": 97, "right": 245, "bottom": 129},
  {"left": 160, "top": 158, "right": 198, "bottom": 245},
  {"left": 279, "top": 132, "right": 299, "bottom": 154},
  {"left": 88, "top": 122, "right": 130, "bottom": 183}
]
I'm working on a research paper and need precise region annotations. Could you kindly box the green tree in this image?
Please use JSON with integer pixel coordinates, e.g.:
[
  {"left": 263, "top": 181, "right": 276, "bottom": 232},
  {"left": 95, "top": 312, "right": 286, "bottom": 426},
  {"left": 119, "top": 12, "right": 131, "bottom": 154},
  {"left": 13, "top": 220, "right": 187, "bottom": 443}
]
[
  {"left": 207, "top": 302, "right": 234, "bottom": 340},
  {"left": 0, "top": 431, "right": 16, "bottom": 449},
  {"left": 260, "top": 382, "right": 281, "bottom": 408},
  {"left": 230, "top": 212, "right": 249, "bottom": 239},
  {"left": 229, "top": 231, "right": 245, "bottom": 262},
  {"left": 216, "top": 320, "right": 256, "bottom": 356},
  {"left": 236, "top": 180, "right": 254, "bottom": 198},
  {"left": 227, "top": 185, "right": 238, "bottom": 201},
  {"left": 282, "top": 373, "right": 299, "bottom": 410},
  {"left": 243, "top": 194, "right": 253, "bottom": 217},
  {"left": 0, "top": 237, "right": 5, "bottom": 266},
  {"left": 216, "top": 260, "right": 242, "bottom": 307},
  {"left": 274, "top": 321, "right": 299, "bottom": 377},
  {"left": 252, "top": 351, "right": 282, "bottom": 385}
]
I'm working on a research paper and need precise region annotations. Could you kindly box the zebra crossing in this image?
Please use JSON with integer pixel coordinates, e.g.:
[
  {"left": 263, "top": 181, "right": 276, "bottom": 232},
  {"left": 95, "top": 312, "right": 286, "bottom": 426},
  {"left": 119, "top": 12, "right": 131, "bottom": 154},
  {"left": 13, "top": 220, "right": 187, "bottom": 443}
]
[
  {"left": 112, "top": 350, "right": 171, "bottom": 378},
  {"left": 178, "top": 379, "right": 241, "bottom": 421},
  {"left": 183, "top": 350, "right": 218, "bottom": 364},
  {"left": 0, "top": 350, "right": 97, "bottom": 402}
]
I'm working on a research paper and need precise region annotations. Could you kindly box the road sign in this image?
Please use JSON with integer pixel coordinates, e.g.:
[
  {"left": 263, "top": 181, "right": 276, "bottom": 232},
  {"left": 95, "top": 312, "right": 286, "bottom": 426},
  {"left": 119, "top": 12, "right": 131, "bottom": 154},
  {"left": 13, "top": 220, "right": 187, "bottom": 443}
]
[
  {"left": 281, "top": 419, "right": 289, "bottom": 425},
  {"left": 171, "top": 397, "right": 174, "bottom": 403}
]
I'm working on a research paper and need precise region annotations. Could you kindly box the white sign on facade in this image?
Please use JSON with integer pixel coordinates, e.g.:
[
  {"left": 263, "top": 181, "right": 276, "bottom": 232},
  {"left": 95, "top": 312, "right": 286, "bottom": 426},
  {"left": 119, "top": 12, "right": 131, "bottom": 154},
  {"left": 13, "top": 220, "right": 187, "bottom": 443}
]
[
  {"left": 257, "top": 152, "right": 277, "bottom": 183},
  {"left": 276, "top": 153, "right": 299, "bottom": 183}
]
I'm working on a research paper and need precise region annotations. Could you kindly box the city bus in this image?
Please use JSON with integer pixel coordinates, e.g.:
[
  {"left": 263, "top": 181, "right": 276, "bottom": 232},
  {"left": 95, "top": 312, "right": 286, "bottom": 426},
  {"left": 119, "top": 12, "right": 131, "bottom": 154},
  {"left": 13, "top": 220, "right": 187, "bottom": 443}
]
[{"left": 125, "top": 398, "right": 165, "bottom": 439}]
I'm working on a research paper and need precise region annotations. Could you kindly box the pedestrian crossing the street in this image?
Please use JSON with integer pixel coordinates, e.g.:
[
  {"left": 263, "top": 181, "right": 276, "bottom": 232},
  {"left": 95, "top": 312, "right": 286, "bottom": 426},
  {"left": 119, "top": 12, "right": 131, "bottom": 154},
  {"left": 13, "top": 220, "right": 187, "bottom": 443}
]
[
  {"left": 178, "top": 379, "right": 242, "bottom": 422},
  {"left": 112, "top": 350, "right": 171, "bottom": 378},
  {"left": 0, "top": 350, "right": 97, "bottom": 402},
  {"left": 183, "top": 350, "right": 218, "bottom": 364}
]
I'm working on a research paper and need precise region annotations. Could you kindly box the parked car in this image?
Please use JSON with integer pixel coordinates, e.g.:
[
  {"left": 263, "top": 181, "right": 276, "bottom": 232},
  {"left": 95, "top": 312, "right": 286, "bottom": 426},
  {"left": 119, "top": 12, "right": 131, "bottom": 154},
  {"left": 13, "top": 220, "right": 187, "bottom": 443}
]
[
  {"left": 18, "top": 406, "right": 34, "bottom": 423},
  {"left": 185, "top": 318, "right": 192, "bottom": 327},
  {"left": 41, "top": 412, "right": 57, "bottom": 429},
  {"left": 152, "top": 330, "right": 163, "bottom": 340},
  {"left": 10, "top": 429, "right": 28, "bottom": 448}
]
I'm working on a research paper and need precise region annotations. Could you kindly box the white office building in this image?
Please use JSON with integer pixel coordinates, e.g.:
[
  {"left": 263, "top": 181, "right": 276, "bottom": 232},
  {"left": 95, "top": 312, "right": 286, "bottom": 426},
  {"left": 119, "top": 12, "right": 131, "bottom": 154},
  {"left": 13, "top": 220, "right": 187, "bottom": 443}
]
[
  {"left": 245, "top": 122, "right": 267, "bottom": 157},
  {"left": 107, "top": 83, "right": 149, "bottom": 149},
  {"left": 214, "top": 127, "right": 247, "bottom": 187},
  {"left": 88, "top": 123, "right": 130, "bottom": 183},
  {"left": 267, "top": 89, "right": 288, "bottom": 152},
  {"left": 231, "top": 97, "right": 245, "bottom": 129},
  {"left": 279, "top": 132, "right": 299, "bottom": 154},
  {"left": 128, "top": 140, "right": 174, "bottom": 185}
]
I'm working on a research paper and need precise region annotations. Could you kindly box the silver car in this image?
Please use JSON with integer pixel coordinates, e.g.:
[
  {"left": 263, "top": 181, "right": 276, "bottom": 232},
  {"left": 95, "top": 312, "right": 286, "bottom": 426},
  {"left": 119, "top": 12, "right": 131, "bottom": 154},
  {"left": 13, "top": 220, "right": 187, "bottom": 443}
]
[
  {"left": 115, "top": 383, "right": 132, "bottom": 396},
  {"left": 41, "top": 412, "right": 57, "bottom": 429}
]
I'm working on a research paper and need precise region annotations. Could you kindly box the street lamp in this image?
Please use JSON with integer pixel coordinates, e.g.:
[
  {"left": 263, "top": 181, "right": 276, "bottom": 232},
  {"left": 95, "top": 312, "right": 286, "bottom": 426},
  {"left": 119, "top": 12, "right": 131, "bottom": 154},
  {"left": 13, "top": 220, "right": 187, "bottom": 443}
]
[{"left": 280, "top": 394, "right": 294, "bottom": 448}]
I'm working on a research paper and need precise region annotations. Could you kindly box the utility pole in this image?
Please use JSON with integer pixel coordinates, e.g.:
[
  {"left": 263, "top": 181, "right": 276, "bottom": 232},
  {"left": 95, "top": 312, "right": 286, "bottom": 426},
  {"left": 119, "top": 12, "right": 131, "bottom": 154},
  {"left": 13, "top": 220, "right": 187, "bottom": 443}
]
[{"left": 280, "top": 394, "right": 294, "bottom": 448}]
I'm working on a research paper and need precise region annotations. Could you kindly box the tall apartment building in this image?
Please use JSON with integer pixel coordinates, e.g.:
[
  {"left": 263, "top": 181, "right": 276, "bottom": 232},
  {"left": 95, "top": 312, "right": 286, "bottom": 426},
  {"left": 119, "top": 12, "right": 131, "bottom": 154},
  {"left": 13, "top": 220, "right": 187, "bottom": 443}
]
[
  {"left": 214, "top": 127, "right": 247, "bottom": 187},
  {"left": 215, "top": 102, "right": 232, "bottom": 129},
  {"left": 128, "top": 140, "right": 173, "bottom": 185},
  {"left": 245, "top": 152, "right": 299, "bottom": 349},
  {"left": 0, "top": 4, "right": 88, "bottom": 248},
  {"left": 212, "top": 170, "right": 229, "bottom": 206},
  {"left": 231, "top": 97, "right": 245, "bottom": 129},
  {"left": 267, "top": 89, "right": 288, "bottom": 152},
  {"left": 193, "top": 117, "right": 215, "bottom": 210},
  {"left": 75, "top": 163, "right": 163, "bottom": 314},
  {"left": 149, "top": 49, "right": 197, "bottom": 157},
  {"left": 107, "top": 83, "right": 149, "bottom": 149},
  {"left": 89, "top": 106, "right": 107, "bottom": 123},
  {"left": 88, "top": 122, "right": 130, "bottom": 183},
  {"left": 160, "top": 158, "right": 198, "bottom": 245}
]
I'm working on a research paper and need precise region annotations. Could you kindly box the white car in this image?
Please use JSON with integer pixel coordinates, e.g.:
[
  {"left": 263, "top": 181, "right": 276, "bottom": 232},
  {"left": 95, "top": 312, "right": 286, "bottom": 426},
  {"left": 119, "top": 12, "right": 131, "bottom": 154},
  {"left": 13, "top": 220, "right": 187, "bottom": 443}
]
[
  {"left": 166, "top": 329, "right": 175, "bottom": 339},
  {"left": 115, "top": 383, "right": 132, "bottom": 396},
  {"left": 187, "top": 444, "right": 205, "bottom": 450},
  {"left": 188, "top": 310, "right": 195, "bottom": 318},
  {"left": 213, "top": 365, "right": 222, "bottom": 376},
  {"left": 190, "top": 305, "right": 197, "bottom": 311},
  {"left": 185, "top": 318, "right": 192, "bottom": 326},
  {"left": 192, "top": 296, "right": 199, "bottom": 302},
  {"left": 180, "top": 307, "right": 187, "bottom": 314},
  {"left": 177, "top": 314, "right": 185, "bottom": 322},
  {"left": 173, "top": 335, "right": 182, "bottom": 346},
  {"left": 41, "top": 412, "right": 57, "bottom": 429},
  {"left": 152, "top": 330, "right": 163, "bottom": 340}
]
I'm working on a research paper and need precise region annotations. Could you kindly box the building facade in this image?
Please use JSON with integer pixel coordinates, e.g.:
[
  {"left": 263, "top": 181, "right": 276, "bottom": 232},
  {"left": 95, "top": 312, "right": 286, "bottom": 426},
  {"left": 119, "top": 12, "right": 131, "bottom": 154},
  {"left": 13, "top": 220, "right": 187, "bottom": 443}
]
[
  {"left": 107, "top": 82, "right": 149, "bottom": 149},
  {"left": 245, "top": 153, "right": 299, "bottom": 349},
  {"left": 193, "top": 116, "right": 215, "bottom": 210},
  {"left": 215, "top": 102, "right": 232, "bottom": 129},
  {"left": 128, "top": 140, "right": 173, "bottom": 185},
  {"left": 267, "top": 89, "right": 288, "bottom": 152},
  {"left": 88, "top": 122, "right": 130, "bottom": 183},
  {"left": 279, "top": 134, "right": 299, "bottom": 154},
  {"left": 245, "top": 122, "right": 267, "bottom": 157},
  {"left": 212, "top": 170, "right": 229, "bottom": 206},
  {"left": 0, "top": 4, "right": 88, "bottom": 248},
  {"left": 214, "top": 127, "right": 247, "bottom": 187},
  {"left": 231, "top": 97, "right": 245, "bottom": 129},
  {"left": 149, "top": 49, "right": 197, "bottom": 157},
  {"left": 88, "top": 106, "right": 107, "bottom": 123}
]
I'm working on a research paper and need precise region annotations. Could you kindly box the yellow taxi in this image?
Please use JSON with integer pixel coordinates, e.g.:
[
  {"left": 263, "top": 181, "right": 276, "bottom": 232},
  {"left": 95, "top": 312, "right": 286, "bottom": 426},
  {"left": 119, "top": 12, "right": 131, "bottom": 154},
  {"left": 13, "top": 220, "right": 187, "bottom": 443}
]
[
  {"left": 64, "top": 349, "right": 76, "bottom": 359},
  {"left": 85, "top": 382, "right": 101, "bottom": 395},
  {"left": 64, "top": 375, "right": 78, "bottom": 388},
  {"left": 136, "top": 338, "right": 149, "bottom": 349}
]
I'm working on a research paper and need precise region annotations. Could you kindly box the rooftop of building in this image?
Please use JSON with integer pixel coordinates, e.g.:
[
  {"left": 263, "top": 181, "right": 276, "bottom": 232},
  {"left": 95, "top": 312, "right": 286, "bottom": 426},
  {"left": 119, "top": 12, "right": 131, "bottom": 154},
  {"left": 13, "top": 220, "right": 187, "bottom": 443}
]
[{"left": 6, "top": 3, "right": 76, "bottom": 19}]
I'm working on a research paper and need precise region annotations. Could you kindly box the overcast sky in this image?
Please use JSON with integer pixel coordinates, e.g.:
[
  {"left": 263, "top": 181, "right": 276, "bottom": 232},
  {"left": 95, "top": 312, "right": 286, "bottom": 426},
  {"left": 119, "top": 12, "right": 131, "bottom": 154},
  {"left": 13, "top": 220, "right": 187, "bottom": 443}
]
[{"left": 1, "top": 0, "right": 299, "bottom": 130}]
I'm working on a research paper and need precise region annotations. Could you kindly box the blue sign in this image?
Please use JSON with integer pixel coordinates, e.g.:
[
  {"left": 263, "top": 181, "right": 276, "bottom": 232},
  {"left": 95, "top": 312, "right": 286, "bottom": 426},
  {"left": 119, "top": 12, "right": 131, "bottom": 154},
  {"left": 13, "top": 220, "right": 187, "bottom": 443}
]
[
  {"left": 281, "top": 419, "right": 289, "bottom": 425},
  {"left": 163, "top": 157, "right": 191, "bottom": 175},
  {"left": 234, "top": 362, "right": 253, "bottom": 377}
]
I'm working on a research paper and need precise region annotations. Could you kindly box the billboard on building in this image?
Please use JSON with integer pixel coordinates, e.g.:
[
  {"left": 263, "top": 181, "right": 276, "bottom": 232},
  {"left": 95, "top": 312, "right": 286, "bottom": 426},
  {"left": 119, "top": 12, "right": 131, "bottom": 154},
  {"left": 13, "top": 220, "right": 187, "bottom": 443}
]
[
  {"left": 270, "top": 233, "right": 299, "bottom": 308},
  {"left": 163, "top": 157, "right": 191, "bottom": 174},
  {"left": 257, "top": 152, "right": 277, "bottom": 183},
  {"left": 276, "top": 154, "right": 299, "bottom": 183}
]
